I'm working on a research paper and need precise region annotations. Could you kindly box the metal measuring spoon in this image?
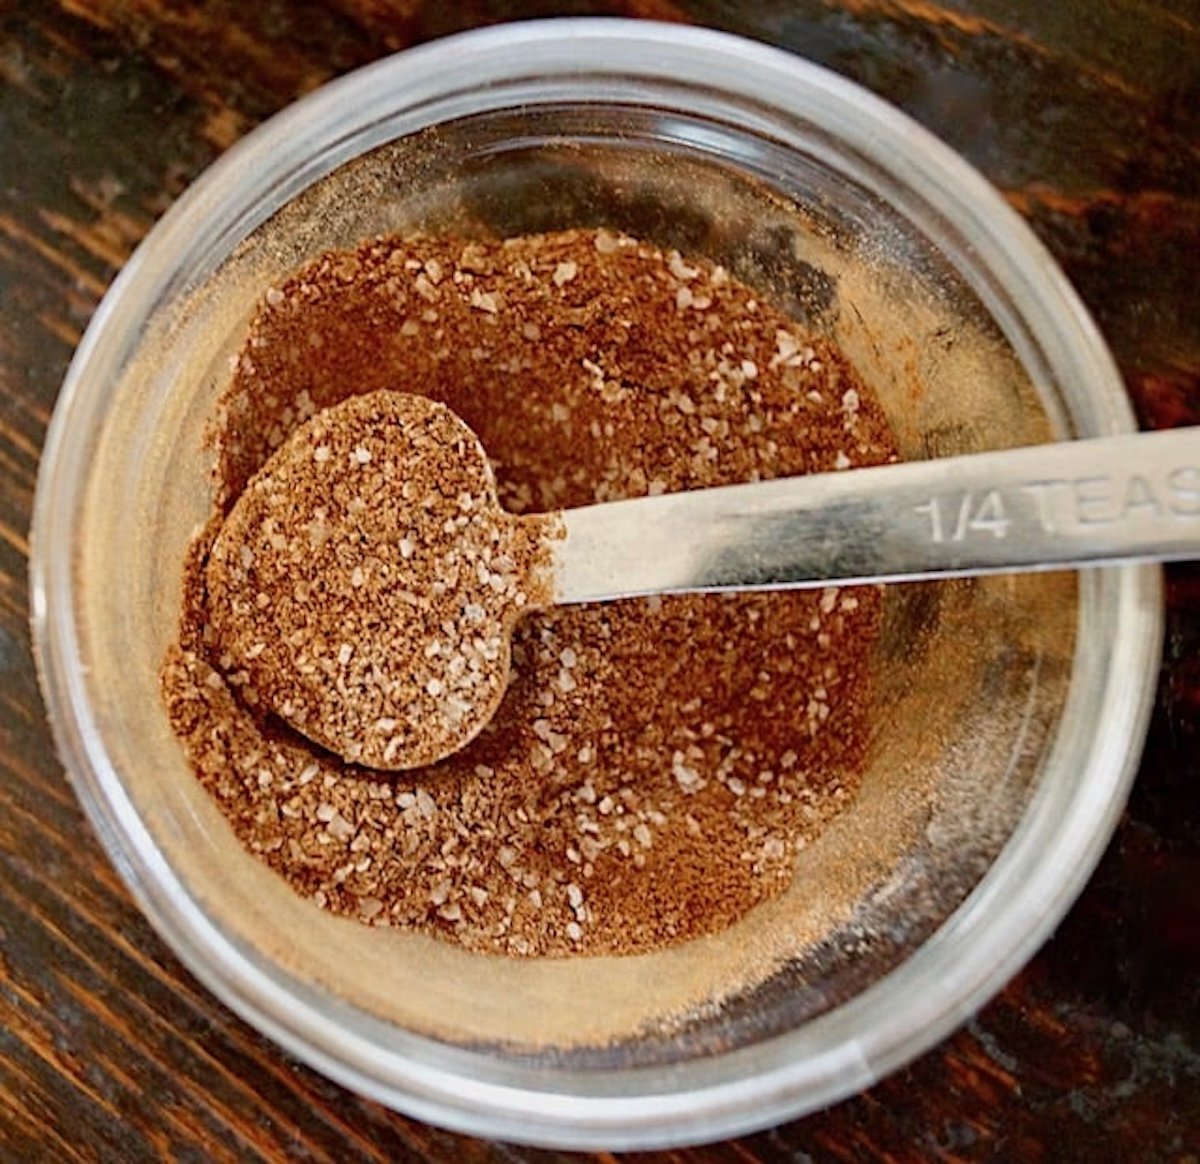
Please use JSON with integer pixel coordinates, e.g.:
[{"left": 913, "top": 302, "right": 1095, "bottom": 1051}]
[{"left": 208, "top": 390, "right": 1199, "bottom": 769}]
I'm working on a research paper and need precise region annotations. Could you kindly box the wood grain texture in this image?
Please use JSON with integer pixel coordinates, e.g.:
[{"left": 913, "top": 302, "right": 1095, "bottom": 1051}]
[{"left": 1, "top": 1, "right": 1197, "bottom": 1160}]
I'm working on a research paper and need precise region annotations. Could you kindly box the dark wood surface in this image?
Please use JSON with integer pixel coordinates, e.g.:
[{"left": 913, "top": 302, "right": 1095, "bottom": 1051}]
[{"left": 2, "top": 2, "right": 1197, "bottom": 1160}]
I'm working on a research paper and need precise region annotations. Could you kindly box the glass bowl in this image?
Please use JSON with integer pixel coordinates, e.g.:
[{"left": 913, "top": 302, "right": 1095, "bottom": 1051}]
[{"left": 30, "top": 19, "right": 1161, "bottom": 1149}]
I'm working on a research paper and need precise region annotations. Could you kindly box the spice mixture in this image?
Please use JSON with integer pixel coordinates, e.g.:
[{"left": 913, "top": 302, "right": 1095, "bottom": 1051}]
[
  {"left": 205, "top": 391, "right": 558, "bottom": 770},
  {"left": 162, "top": 227, "right": 900, "bottom": 958}
]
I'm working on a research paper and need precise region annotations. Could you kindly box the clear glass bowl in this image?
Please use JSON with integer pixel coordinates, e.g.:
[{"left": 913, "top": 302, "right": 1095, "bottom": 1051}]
[{"left": 30, "top": 19, "right": 1161, "bottom": 1149}]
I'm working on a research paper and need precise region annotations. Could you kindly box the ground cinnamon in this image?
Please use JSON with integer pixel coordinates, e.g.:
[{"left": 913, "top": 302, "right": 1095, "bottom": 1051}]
[{"left": 162, "top": 227, "right": 900, "bottom": 958}]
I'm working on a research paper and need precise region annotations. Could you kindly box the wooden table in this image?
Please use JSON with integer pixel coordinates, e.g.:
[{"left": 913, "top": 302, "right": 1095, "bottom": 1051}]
[{"left": 2, "top": 2, "right": 1197, "bottom": 1159}]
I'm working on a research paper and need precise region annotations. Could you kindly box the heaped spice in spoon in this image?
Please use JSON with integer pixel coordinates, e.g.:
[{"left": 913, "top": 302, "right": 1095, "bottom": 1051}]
[
  {"left": 162, "top": 227, "right": 900, "bottom": 957},
  {"left": 205, "top": 391, "right": 559, "bottom": 769}
]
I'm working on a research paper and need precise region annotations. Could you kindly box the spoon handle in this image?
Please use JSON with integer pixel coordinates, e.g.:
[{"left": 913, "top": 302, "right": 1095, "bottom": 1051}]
[{"left": 551, "top": 427, "right": 1200, "bottom": 603}]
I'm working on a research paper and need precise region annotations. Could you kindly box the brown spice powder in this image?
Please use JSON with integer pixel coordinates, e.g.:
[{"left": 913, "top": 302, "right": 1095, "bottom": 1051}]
[
  {"left": 205, "top": 391, "right": 558, "bottom": 769},
  {"left": 162, "top": 227, "right": 900, "bottom": 958}
]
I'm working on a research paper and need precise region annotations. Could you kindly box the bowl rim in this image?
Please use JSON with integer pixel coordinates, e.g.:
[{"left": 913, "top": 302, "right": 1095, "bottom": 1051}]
[{"left": 29, "top": 17, "right": 1161, "bottom": 1150}]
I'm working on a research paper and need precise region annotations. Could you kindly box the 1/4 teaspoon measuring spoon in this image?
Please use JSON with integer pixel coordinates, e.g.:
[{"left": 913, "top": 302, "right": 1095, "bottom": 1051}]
[{"left": 207, "top": 391, "right": 1198, "bottom": 769}]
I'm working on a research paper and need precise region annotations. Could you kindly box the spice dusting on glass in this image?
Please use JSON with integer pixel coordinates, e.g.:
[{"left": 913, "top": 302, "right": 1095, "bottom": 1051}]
[{"left": 162, "top": 227, "right": 900, "bottom": 957}]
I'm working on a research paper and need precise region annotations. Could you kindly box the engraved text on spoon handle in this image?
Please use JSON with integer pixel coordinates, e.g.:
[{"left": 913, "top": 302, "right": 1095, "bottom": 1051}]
[{"left": 552, "top": 427, "right": 1200, "bottom": 603}]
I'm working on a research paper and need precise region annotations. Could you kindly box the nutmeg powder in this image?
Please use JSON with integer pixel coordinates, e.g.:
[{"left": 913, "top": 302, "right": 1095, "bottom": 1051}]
[{"left": 162, "top": 227, "right": 900, "bottom": 958}]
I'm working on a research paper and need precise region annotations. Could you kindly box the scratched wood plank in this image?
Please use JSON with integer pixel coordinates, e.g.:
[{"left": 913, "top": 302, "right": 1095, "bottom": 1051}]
[{"left": 1, "top": 1, "right": 1196, "bottom": 1161}]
